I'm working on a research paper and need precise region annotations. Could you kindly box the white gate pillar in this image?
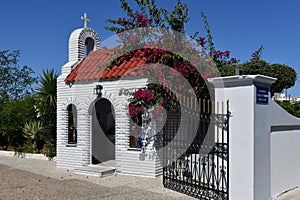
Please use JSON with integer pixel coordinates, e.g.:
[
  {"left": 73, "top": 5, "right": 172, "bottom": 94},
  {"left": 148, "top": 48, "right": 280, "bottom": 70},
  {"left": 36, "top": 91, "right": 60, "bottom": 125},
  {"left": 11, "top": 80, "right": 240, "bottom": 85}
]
[{"left": 208, "top": 75, "right": 276, "bottom": 200}]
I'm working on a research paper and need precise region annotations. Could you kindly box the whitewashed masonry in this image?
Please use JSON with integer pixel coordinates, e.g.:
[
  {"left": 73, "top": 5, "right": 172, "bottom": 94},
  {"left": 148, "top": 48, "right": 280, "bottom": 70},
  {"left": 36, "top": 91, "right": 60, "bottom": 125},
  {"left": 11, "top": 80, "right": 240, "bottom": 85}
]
[{"left": 57, "top": 24, "right": 162, "bottom": 177}]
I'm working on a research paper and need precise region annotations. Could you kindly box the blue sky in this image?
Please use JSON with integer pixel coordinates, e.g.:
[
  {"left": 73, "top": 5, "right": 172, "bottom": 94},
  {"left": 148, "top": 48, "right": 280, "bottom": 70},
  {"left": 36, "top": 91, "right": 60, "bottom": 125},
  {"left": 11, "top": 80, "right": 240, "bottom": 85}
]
[{"left": 0, "top": 0, "right": 299, "bottom": 95}]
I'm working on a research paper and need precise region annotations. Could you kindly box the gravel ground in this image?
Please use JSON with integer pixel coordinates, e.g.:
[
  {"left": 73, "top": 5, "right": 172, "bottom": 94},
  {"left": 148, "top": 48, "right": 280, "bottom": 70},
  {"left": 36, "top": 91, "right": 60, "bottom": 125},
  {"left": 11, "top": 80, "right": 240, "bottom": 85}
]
[
  {"left": 0, "top": 155, "right": 195, "bottom": 200},
  {"left": 2, "top": 155, "right": 297, "bottom": 200}
]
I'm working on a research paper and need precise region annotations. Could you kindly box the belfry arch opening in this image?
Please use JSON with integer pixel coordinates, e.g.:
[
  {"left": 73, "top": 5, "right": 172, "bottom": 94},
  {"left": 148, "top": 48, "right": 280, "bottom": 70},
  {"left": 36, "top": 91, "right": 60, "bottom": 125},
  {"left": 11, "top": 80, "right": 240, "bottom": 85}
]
[{"left": 85, "top": 37, "right": 95, "bottom": 57}]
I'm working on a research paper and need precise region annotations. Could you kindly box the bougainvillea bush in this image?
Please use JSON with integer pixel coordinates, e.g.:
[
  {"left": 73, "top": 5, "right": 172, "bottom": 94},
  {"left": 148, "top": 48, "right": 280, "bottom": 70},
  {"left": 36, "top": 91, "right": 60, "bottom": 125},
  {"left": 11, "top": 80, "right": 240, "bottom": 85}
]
[
  {"left": 107, "top": 0, "right": 296, "bottom": 120},
  {"left": 105, "top": 0, "right": 238, "bottom": 120}
]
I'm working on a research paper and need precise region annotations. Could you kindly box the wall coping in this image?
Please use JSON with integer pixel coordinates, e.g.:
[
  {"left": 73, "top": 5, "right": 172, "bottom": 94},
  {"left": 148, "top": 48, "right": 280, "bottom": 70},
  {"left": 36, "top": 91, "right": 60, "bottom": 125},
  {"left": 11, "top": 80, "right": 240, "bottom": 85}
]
[
  {"left": 208, "top": 75, "right": 277, "bottom": 88},
  {"left": 0, "top": 150, "right": 55, "bottom": 161}
]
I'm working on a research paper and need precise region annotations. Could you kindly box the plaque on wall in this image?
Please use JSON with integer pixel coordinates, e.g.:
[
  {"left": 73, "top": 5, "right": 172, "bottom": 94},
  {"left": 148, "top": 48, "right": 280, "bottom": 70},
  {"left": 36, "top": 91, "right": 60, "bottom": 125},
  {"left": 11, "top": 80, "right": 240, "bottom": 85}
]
[{"left": 256, "top": 86, "right": 269, "bottom": 105}]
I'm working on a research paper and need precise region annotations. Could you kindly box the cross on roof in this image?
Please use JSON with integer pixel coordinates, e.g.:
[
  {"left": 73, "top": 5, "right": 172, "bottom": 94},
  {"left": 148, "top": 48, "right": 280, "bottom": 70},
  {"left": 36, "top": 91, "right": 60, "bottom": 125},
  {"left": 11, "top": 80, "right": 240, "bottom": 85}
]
[{"left": 81, "top": 13, "right": 90, "bottom": 28}]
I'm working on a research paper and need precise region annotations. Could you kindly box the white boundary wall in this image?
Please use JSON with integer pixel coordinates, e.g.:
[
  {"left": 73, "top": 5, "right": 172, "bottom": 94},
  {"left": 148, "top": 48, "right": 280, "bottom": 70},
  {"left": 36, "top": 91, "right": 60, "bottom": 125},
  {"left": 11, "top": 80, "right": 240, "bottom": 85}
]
[
  {"left": 209, "top": 75, "right": 300, "bottom": 200},
  {"left": 270, "top": 100, "right": 300, "bottom": 198},
  {"left": 0, "top": 150, "right": 53, "bottom": 160}
]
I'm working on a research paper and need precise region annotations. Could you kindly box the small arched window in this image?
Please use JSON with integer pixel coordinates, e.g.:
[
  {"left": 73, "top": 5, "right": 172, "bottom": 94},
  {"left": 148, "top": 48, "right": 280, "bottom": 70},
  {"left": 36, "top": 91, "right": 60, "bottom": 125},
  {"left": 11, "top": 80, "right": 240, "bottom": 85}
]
[
  {"left": 129, "top": 113, "right": 143, "bottom": 149},
  {"left": 67, "top": 104, "right": 77, "bottom": 144}
]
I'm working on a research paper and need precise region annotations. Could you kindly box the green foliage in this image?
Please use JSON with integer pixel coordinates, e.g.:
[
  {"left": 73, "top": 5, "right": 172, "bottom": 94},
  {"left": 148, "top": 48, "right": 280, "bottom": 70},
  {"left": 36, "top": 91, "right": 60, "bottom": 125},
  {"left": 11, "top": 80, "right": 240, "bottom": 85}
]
[
  {"left": 106, "top": 1, "right": 297, "bottom": 119},
  {"left": 0, "top": 50, "right": 37, "bottom": 103},
  {"left": 268, "top": 63, "right": 296, "bottom": 95},
  {"left": 23, "top": 121, "right": 43, "bottom": 140},
  {"left": 0, "top": 50, "right": 58, "bottom": 156},
  {"left": 0, "top": 50, "right": 37, "bottom": 149},
  {"left": 106, "top": 0, "right": 189, "bottom": 33},
  {"left": 43, "top": 140, "right": 56, "bottom": 160},
  {"left": 250, "top": 45, "right": 264, "bottom": 61},
  {"left": 36, "top": 69, "right": 58, "bottom": 134},
  {"left": 201, "top": 12, "right": 215, "bottom": 53},
  {"left": 23, "top": 121, "right": 44, "bottom": 152},
  {"left": 0, "top": 96, "right": 37, "bottom": 148},
  {"left": 36, "top": 69, "right": 57, "bottom": 115},
  {"left": 219, "top": 60, "right": 297, "bottom": 96},
  {"left": 36, "top": 68, "right": 58, "bottom": 157},
  {"left": 0, "top": 66, "right": 58, "bottom": 156}
]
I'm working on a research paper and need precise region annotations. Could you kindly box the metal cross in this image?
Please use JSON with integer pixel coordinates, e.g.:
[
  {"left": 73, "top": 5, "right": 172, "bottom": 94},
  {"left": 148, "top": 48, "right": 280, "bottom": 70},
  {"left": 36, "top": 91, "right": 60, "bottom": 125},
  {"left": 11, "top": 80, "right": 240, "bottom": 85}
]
[{"left": 81, "top": 13, "right": 90, "bottom": 28}]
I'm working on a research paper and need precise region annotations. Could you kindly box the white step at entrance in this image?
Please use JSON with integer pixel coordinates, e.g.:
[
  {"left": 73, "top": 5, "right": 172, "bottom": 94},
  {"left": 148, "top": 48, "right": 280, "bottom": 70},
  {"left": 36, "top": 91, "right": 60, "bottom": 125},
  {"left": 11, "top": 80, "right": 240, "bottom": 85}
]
[{"left": 74, "top": 160, "right": 115, "bottom": 177}]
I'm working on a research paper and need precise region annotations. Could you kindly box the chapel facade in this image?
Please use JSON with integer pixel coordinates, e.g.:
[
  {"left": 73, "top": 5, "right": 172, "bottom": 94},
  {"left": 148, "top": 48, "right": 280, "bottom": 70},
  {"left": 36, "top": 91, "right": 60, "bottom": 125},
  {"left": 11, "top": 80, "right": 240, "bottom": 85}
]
[{"left": 56, "top": 14, "right": 162, "bottom": 177}]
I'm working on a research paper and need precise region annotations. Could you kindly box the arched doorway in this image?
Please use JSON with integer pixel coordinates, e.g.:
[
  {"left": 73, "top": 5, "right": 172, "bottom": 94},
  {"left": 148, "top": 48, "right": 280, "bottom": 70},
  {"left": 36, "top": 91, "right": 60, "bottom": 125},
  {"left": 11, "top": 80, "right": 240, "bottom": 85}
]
[{"left": 91, "top": 98, "right": 115, "bottom": 164}]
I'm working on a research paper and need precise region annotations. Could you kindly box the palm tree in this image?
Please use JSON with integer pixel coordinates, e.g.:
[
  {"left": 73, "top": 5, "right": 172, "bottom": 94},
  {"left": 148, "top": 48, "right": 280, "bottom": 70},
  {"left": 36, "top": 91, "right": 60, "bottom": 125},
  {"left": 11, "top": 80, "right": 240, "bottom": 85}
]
[
  {"left": 36, "top": 69, "right": 58, "bottom": 149},
  {"left": 36, "top": 69, "right": 58, "bottom": 116}
]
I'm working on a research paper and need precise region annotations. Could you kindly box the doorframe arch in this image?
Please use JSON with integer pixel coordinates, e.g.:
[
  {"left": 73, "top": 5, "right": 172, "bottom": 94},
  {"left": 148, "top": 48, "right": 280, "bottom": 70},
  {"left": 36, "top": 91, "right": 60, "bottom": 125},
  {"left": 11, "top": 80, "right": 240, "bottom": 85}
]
[{"left": 87, "top": 91, "right": 119, "bottom": 165}]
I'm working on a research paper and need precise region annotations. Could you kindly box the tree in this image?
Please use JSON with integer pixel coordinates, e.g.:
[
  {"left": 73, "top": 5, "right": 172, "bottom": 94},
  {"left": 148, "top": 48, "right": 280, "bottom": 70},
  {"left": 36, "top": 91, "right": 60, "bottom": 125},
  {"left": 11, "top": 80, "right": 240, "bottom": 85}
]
[
  {"left": 0, "top": 96, "right": 37, "bottom": 148},
  {"left": 106, "top": 0, "right": 238, "bottom": 66},
  {"left": 36, "top": 69, "right": 58, "bottom": 155},
  {"left": 106, "top": 0, "right": 297, "bottom": 120},
  {"left": 0, "top": 50, "right": 37, "bottom": 103},
  {"left": 105, "top": 0, "right": 243, "bottom": 113},
  {"left": 106, "top": 0, "right": 189, "bottom": 34},
  {"left": 219, "top": 60, "right": 297, "bottom": 96},
  {"left": 0, "top": 50, "right": 37, "bottom": 150},
  {"left": 36, "top": 69, "right": 57, "bottom": 116}
]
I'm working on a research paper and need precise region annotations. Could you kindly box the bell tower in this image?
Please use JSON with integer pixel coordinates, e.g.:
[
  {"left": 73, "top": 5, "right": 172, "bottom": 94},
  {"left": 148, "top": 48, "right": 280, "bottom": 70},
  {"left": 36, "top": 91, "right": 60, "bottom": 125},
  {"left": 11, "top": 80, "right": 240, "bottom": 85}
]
[
  {"left": 68, "top": 13, "right": 101, "bottom": 62},
  {"left": 61, "top": 13, "right": 101, "bottom": 76}
]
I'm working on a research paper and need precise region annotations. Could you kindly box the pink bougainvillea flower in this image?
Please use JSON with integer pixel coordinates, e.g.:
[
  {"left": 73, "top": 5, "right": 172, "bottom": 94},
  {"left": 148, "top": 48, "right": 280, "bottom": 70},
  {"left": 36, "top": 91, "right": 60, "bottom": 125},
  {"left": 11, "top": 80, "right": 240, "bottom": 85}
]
[
  {"left": 230, "top": 57, "right": 238, "bottom": 63},
  {"left": 135, "top": 13, "right": 150, "bottom": 27},
  {"left": 153, "top": 107, "right": 161, "bottom": 116},
  {"left": 200, "top": 69, "right": 212, "bottom": 80},
  {"left": 199, "top": 36, "right": 207, "bottom": 46},
  {"left": 118, "top": 17, "right": 127, "bottom": 25},
  {"left": 222, "top": 50, "right": 230, "bottom": 58},
  {"left": 178, "top": 83, "right": 183, "bottom": 91}
]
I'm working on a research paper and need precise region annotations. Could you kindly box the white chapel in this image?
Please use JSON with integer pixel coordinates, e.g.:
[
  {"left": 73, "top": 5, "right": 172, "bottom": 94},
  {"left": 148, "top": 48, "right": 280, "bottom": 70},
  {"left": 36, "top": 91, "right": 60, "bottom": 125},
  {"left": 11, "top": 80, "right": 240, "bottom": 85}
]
[{"left": 56, "top": 13, "right": 162, "bottom": 177}]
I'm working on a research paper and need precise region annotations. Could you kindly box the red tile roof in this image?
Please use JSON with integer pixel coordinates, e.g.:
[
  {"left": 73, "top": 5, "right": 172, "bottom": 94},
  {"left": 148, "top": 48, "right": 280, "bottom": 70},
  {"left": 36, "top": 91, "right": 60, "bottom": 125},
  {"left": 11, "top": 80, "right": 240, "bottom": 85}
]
[{"left": 64, "top": 49, "right": 148, "bottom": 83}]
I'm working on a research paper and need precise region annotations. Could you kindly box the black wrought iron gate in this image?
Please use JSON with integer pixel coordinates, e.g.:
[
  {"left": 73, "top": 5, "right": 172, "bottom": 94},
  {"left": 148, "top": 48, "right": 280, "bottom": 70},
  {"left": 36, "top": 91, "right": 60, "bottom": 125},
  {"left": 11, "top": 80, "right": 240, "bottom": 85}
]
[{"left": 162, "top": 98, "right": 230, "bottom": 200}]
